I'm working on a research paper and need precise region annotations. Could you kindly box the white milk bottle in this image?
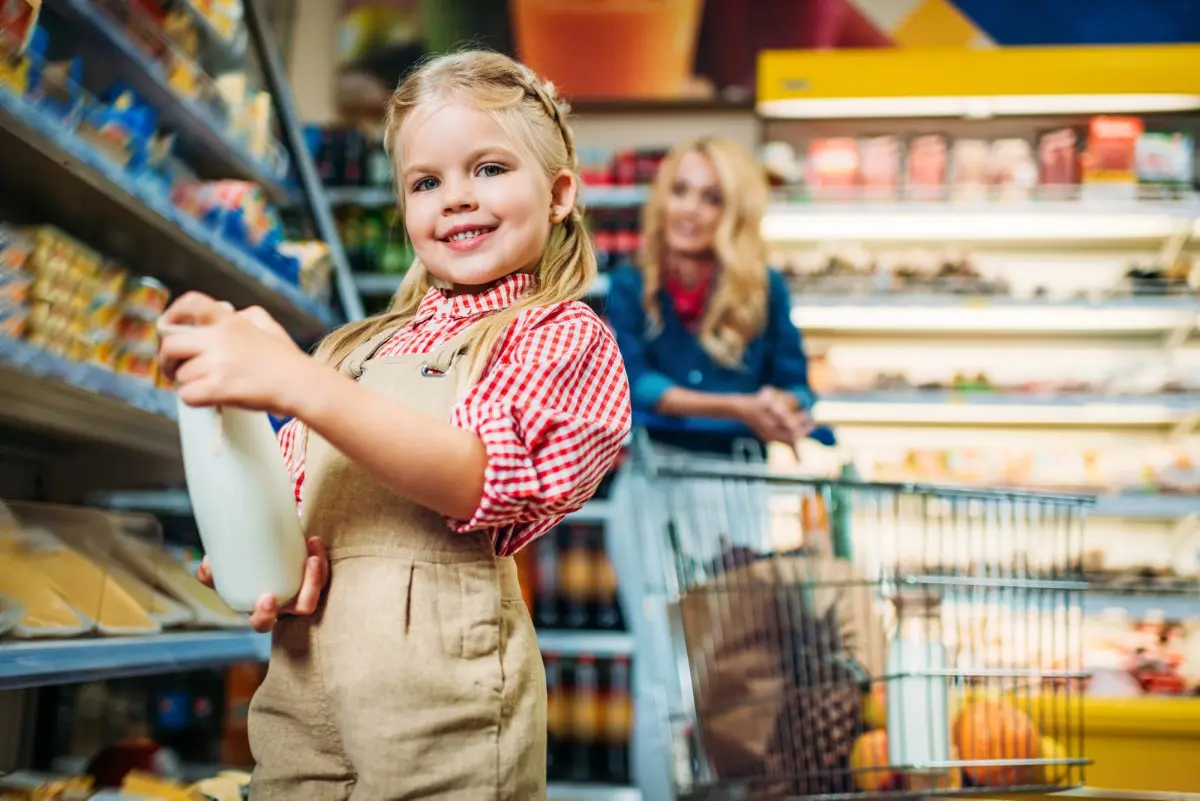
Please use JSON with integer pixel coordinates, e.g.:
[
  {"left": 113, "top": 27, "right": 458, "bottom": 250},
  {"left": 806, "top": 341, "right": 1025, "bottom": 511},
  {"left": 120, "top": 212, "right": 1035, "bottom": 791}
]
[
  {"left": 176, "top": 398, "right": 306, "bottom": 613},
  {"left": 886, "top": 590, "right": 952, "bottom": 788}
]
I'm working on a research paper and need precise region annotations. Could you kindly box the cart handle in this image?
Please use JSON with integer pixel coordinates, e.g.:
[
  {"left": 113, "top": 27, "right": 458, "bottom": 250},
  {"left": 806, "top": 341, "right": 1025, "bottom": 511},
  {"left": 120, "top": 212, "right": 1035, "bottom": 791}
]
[{"left": 632, "top": 411, "right": 837, "bottom": 447}]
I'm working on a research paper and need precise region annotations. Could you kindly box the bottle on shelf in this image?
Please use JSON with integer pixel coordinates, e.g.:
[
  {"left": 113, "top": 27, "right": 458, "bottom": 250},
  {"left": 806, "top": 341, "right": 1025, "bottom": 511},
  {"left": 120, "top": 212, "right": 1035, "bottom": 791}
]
[
  {"left": 592, "top": 525, "right": 622, "bottom": 631},
  {"left": 534, "top": 526, "right": 561, "bottom": 628},
  {"left": 602, "top": 655, "right": 633, "bottom": 785},
  {"left": 560, "top": 523, "right": 596, "bottom": 630},
  {"left": 544, "top": 652, "right": 568, "bottom": 781},
  {"left": 569, "top": 655, "right": 602, "bottom": 782}
]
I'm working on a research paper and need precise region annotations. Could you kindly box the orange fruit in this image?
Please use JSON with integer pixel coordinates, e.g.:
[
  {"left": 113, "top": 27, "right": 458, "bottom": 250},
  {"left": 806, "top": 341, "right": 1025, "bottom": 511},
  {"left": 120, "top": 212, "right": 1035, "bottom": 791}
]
[
  {"left": 954, "top": 699, "right": 1042, "bottom": 787},
  {"left": 849, "top": 730, "right": 901, "bottom": 793}
]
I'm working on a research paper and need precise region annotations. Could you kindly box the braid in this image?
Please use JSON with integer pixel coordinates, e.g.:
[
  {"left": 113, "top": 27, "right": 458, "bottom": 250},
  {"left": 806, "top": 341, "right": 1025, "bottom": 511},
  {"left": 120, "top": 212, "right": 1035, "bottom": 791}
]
[{"left": 517, "top": 69, "right": 577, "bottom": 166}]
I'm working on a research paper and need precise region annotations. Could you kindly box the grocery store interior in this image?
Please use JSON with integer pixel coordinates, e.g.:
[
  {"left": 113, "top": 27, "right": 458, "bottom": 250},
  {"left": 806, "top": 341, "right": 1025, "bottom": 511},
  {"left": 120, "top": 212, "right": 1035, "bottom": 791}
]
[{"left": 1, "top": 1, "right": 1199, "bottom": 800}]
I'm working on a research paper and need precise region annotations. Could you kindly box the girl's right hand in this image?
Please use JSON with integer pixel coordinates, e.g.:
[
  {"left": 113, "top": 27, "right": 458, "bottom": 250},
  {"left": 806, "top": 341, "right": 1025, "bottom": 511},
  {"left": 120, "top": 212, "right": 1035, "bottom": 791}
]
[{"left": 196, "top": 537, "right": 330, "bottom": 633}]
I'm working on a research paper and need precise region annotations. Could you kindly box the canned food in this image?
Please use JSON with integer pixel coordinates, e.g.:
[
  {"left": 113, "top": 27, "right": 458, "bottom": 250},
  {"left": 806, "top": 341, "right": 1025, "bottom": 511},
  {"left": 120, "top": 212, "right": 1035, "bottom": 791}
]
[
  {"left": 123, "top": 276, "right": 170, "bottom": 320},
  {"left": 85, "top": 296, "right": 122, "bottom": 331},
  {"left": 93, "top": 260, "right": 128, "bottom": 302},
  {"left": 0, "top": 267, "right": 33, "bottom": 305},
  {"left": 89, "top": 334, "right": 120, "bottom": 370},
  {"left": 117, "top": 313, "right": 158, "bottom": 352},
  {"left": 117, "top": 348, "right": 158, "bottom": 383}
]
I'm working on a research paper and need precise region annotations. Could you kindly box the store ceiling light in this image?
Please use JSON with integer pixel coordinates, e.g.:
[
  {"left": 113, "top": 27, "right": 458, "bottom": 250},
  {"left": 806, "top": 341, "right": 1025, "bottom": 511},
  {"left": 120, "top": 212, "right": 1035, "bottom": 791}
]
[{"left": 757, "top": 93, "right": 1200, "bottom": 120}]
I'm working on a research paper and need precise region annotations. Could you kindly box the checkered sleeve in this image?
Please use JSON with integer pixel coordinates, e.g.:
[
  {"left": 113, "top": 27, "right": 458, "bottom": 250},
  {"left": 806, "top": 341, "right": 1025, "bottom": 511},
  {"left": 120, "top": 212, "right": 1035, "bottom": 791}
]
[
  {"left": 449, "top": 305, "right": 632, "bottom": 556},
  {"left": 276, "top": 416, "right": 307, "bottom": 514}
]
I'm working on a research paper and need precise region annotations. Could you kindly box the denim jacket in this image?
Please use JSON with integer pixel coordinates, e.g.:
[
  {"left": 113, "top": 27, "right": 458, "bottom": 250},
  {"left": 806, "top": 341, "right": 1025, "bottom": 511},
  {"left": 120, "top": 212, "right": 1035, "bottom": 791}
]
[{"left": 603, "top": 263, "right": 816, "bottom": 456}]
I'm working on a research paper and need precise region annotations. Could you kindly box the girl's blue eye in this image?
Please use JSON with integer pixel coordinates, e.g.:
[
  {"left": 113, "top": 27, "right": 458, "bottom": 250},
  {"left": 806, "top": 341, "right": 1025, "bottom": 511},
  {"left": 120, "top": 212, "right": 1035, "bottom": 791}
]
[
  {"left": 478, "top": 163, "right": 505, "bottom": 178},
  {"left": 413, "top": 177, "right": 438, "bottom": 192}
]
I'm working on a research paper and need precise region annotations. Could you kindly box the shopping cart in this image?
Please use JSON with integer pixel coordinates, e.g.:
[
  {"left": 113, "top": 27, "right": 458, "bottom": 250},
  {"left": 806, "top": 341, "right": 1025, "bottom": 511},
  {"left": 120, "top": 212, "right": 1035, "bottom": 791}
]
[{"left": 608, "top": 416, "right": 1091, "bottom": 801}]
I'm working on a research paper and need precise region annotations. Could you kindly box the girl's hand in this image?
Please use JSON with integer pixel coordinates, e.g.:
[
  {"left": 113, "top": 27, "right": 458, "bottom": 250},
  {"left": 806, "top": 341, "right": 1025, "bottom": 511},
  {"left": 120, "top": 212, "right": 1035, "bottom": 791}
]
[
  {"left": 196, "top": 537, "right": 330, "bottom": 633},
  {"left": 158, "top": 292, "right": 318, "bottom": 418}
]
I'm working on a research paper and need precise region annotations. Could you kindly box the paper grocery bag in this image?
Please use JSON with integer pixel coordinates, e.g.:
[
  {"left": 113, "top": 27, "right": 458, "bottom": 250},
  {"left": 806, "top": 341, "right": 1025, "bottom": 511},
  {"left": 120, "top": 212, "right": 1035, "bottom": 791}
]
[{"left": 673, "top": 554, "right": 885, "bottom": 785}]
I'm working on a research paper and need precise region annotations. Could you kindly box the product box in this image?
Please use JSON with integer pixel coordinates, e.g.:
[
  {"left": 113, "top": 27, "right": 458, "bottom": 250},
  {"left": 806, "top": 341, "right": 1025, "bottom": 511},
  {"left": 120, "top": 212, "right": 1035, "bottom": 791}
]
[
  {"left": 807, "top": 137, "right": 859, "bottom": 199},
  {"left": 859, "top": 135, "right": 903, "bottom": 200},
  {"left": 1082, "top": 115, "right": 1143, "bottom": 187},
  {"left": 988, "top": 138, "right": 1038, "bottom": 201},
  {"left": 1037, "top": 128, "right": 1082, "bottom": 192},
  {"left": 906, "top": 134, "right": 948, "bottom": 200},
  {"left": 1135, "top": 131, "right": 1195, "bottom": 189},
  {"left": 0, "top": 0, "right": 40, "bottom": 58},
  {"left": 950, "top": 138, "right": 991, "bottom": 201}
]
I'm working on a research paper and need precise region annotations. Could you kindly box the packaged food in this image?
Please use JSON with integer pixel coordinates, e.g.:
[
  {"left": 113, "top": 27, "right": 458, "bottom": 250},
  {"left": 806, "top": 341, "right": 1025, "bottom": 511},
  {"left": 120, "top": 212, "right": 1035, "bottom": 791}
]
[
  {"left": 0, "top": 223, "right": 34, "bottom": 273},
  {"left": 89, "top": 334, "right": 120, "bottom": 371},
  {"left": 84, "top": 294, "right": 121, "bottom": 332},
  {"left": 950, "top": 138, "right": 991, "bottom": 201},
  {"left": 988, "top": 138, "right": 1038, "bottom": 201},
  {"left": 123, "top": 276, "right": 170, "bottom": 320},
  {"left": 906, "top": 134, "right": 948, "bottom": 199},
  {"left": 1082, "top": 115, "right": 1143, "bottom": 186},
  {"left": 93, "top": 260, "right": 128, "bottom": 302},
  {"left": 0, "top": 265, "right": 33, "bottom": 305},
  {"left": 117, "top": 313, "right": 158, "bottom": 353},
  {"left": 858, "top": 135, "right": 903, "bottom": 200},
  {"left": 807, "top": 138, "right": 860, "bottom": 198},
  {"left": 1037, "top": 128, "right": 1081, "bottom": 188},
  {"left": 1136, "top": 131, "right": 1195, "bottom": 188},
  {"left": 0, "top": 302, "right": 27, "bottom": 338},
  {"left": 116, "top": 348, "right": 158, "bottom": 383},
  {"left": 0, "top": 0, "right": 41, "bottom": 59}
]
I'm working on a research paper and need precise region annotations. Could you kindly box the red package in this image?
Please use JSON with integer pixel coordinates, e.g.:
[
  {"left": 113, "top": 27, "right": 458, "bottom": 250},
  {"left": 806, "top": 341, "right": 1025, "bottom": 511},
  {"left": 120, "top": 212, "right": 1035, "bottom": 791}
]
[
  {"left": 1038, "top": 128, "right": 1081, "bottom": 187},
  {"left": 859, "top": 136, "right": 903, "bottom": 200},
  {"left": 0, "top": 0, "right": 39, "bottom": 58},
  {"left": 906, "top": 135, "right": 947, "bottom": 200},
  {"left": 807, "top": 138, "right": 859, "bottom": 199},
  {"left": 1082, "top": 116, "right": 1143, "bottom": 185}
]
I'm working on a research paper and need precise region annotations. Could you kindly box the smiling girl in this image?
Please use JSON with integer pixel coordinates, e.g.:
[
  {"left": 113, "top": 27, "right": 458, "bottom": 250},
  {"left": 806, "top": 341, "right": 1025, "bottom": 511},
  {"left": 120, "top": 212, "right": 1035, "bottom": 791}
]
[{"left": 157, "top": 51, "right": 631, "bottom": 800}]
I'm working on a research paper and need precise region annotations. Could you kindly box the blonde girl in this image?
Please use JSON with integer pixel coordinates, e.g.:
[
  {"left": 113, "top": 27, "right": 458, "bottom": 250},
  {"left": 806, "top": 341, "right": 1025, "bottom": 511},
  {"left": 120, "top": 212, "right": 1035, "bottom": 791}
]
[{"left": 158, "top": 51, "right": 632, "bottom": 800}]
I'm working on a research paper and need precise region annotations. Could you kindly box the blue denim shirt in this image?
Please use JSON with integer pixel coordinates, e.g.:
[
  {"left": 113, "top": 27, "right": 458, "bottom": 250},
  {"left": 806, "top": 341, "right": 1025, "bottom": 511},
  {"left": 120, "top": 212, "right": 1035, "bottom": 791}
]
[{"left": 603, "top": 263, "right": 816, "bottom": 456}]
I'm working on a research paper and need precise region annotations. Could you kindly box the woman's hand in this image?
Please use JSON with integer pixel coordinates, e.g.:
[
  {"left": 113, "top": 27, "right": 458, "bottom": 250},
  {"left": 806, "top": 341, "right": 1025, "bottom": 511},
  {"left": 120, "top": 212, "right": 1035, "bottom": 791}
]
[
  {"left": 737, "top": 386, "right": 812, "bottom": 451},
  {"left": 158, "top": 292, "right": 320, "bottom": 418},
  {"left": 197, "top": 537, "right": 330, "bottom": 633}
]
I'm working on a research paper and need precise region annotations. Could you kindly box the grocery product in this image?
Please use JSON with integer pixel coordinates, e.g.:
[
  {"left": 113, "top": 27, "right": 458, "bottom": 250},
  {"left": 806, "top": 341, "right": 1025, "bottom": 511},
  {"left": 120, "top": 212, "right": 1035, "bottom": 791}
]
[
  {"left": 1136, "top": 131, "right": 1195, "bottom": 189},
  {"left": 953, "top": 698, "right": 1042, "bottom": 786},
  {"left": 1082, "top": 116, "right": 1143, "bottom": 189},
  {"left": 0, "top": 0, "right": 39, "bottom": 58},
  {"left": 849, "top": 730, "right": 899, "bottom": 792},
  {"left": 174, "top": 389, "right": 306, "bottom": 613},
  {"left": 124, "top": 276, "right": 170, "bottom": 320}
]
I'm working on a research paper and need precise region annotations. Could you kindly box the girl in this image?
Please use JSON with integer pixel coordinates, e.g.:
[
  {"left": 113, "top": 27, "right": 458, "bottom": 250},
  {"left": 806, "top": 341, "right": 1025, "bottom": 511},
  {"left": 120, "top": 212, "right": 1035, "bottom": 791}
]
[
  {"left": 605, "top": 136, "right": 815, "bottom": 459},
  {"left": 158, "top": 51, "right": 631, "bottom": 800}
]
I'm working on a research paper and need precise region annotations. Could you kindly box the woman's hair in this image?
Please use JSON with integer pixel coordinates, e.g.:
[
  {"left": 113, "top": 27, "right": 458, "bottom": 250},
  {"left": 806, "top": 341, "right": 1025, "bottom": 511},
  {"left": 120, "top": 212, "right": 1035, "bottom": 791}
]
[
  {"left": 639, "top": 137, "right": 770, "bottom": 369},
  {"left": 312, "top": 50, "right": 596, "bottom": 387}
]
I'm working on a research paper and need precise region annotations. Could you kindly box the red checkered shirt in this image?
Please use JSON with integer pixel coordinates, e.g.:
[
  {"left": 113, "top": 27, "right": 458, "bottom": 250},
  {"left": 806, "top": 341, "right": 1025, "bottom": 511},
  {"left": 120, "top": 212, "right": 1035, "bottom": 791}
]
[{"left": 276, "top": 273, "right": 631, "bottom": 556}]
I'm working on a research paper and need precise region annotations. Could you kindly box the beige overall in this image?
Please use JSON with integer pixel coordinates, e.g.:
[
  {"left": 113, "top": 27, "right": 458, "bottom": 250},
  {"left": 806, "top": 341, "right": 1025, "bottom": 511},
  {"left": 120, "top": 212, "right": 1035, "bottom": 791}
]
[{"left": 248, "top": 325, "right": 547, "bottom": 801}]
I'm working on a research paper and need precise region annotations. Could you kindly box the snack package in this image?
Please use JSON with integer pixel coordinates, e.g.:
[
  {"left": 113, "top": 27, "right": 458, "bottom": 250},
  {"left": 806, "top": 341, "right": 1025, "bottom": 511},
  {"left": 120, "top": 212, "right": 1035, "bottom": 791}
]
[
  {"left": 1136, "top": 131, "right": 1195, "bottom": 189},
  {"left": 1082, "top": 115, "right": 1143, "bottom": 188},
  {"left": 988, "top": 138, "right": 1038, "bottom": 201},
  {"left": 1037, "top": 128, "right": 1082, "bottom": 192},
  {"left": 906, "top": 134, "right": 948, "bottom": 200},
  {"left": 0, "top": 0, "right": 39, "bottom": 58},
  {"left": 950, "top": 138, "right": 990, "bottom": 201},
  {"left": 806, "top": 137, "right": 859, "bottom": 199},
  {"left": 858, "top": 135, "right": 903, "bottom": 200}
]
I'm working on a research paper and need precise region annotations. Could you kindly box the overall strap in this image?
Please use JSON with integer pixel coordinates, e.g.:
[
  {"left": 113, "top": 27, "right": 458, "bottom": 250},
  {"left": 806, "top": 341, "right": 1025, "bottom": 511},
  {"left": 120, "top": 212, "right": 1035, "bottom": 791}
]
[
  {"left": 341, "top": 326, "right": 402, "bottom": 378},
  {"left": 422, "top": 319, "right": 486, "bottom": 375}
]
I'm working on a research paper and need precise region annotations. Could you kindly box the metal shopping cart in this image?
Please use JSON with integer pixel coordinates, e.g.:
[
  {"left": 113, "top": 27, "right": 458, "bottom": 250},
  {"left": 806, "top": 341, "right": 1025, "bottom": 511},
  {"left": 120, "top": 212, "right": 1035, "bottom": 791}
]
[{"left": 608, "top": 416, "right": 1091, "bottom": 801}]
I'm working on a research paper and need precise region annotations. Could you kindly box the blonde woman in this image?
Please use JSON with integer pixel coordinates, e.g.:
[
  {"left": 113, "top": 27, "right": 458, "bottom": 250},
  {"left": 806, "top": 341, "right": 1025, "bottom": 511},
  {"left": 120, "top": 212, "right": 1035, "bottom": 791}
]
[
  {"left": 158, "top": 51, "right": 630, "bottom": 800},
  {"left": 606, "top": 136, "right": 815, "bottom": 459}
]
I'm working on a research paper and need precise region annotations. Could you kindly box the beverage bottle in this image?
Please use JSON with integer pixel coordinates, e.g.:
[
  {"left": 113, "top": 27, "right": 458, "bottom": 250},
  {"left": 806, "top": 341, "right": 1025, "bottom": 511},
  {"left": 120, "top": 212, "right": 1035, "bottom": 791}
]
[
  {"left": 592, "top": 525, "right": 622, "bottom": 631},
  {"left": 560, "top": 523, "right": 595, "bottom": 630},
  {"left": 602, "top": 656, "right": 632, "bottom": 785},
  {"left": 570, "top": 655, "right": 601, "bottom": 781},
  {"left": 544, "top": 652, "right": 567, "bottom": 781},
  {"left": 886, "top": 591, "right": 952, "bottom": 787},
  {"left": 534, "top": 528, "right": 560, "bottom": 628}
]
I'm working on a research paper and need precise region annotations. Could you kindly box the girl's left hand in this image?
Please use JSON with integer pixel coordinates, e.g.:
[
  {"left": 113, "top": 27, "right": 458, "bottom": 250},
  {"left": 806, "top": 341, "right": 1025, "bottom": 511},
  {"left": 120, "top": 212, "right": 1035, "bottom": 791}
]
[{"left": 158, "top": 292, "right": 318, "bottom": 418}]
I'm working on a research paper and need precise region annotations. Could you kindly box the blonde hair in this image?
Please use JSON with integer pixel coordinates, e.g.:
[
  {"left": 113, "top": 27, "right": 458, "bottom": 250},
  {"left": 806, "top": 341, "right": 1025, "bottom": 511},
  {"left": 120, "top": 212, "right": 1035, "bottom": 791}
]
[
  {"left": 312, "top": 51, "right": 596, "bottom": 386},
  {"left": 639, "top": 137, "right": 770, "bottom": 368}
]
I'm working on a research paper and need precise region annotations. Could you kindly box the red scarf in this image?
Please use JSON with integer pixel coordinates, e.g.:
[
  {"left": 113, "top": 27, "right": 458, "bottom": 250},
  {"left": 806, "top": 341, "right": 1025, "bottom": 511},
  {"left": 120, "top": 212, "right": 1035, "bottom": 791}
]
[{"left": 663, "top": 263, "right": 715, "bottom": 331}]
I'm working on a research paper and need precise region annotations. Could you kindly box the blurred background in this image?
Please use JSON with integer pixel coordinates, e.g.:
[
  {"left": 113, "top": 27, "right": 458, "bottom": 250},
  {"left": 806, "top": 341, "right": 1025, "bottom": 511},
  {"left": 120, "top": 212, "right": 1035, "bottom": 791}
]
[{"left": 0, "top": 1, "right": 1198, "bottom": 800}]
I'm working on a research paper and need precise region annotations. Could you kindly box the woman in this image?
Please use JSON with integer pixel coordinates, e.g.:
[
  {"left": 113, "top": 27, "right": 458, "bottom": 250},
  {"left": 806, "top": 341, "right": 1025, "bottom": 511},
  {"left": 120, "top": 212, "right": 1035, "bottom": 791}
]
[
  {"left": 604, "top": 137, "right": 817, "bottom": 801},
  {"left": 605, "top": 136, "right": 815, "bottom": 459}
]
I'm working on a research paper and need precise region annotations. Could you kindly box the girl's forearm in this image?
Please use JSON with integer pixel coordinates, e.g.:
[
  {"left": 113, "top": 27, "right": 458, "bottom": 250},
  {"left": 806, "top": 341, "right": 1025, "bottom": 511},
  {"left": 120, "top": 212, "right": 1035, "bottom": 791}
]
[
  {"left": 656, "top": 387, "right": 746, "bottom": 420},
  {"left": 292, "top": 363, "right": 487, "bottom": 520}
]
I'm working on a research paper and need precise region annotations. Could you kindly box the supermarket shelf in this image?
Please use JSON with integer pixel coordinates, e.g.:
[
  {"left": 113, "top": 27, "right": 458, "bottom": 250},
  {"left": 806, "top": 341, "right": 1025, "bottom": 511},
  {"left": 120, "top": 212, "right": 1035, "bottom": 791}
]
[
  {"left": 791, "top": 297, "right": 1200, "bottom": 335},
  {"left": 354, "top": 271, "right": 611, "bottom": 299},
  {"left": 762, "top": 199, "right": 1200, "bottom": 245},
  {"left": 43, "top": 0, "right": 289, "bottom": 202},
  {"left": 537, "top": 631, "right": 634, "bottom": 657},
  {"left": 0, "top": 336, "right": 179, "bottom": 458},
  {"left": 1084, "top": 591, "right": 1200, "bottom": 620},
  {"left": 326, "top": 185, "right": 650, "bottom": 210},
  {"left": 0, "top": 630, "right": 266, "bottom": 691},
  {"left": 813, "top": 391, "right": 1198, "bottom": 427},
  {"left": 1093, "top": 494, "right": 1200, "bottom": 520},
  {"left": 0, "top": 85, "right": 334, "bottom": 337},
  {"left": 547, "top": 783, "right": 641, "bottom": 801}
]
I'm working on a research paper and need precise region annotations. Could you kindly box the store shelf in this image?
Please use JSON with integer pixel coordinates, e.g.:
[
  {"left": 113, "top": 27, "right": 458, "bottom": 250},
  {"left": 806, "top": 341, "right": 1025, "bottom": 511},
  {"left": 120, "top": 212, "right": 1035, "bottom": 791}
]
[
  {"left": 537, "top": 630, "right": 634, "bottom": 657},
  {"left": 0, "top": 630, "right": 266, "bottom": 691},
  {"left": 0, "top": 336, "right": 179, "bottom": 458},
  {"left": 762, "top": 199, "right": 1200, "bottom": 245},
  {"left": 1093, "top": 494, "right": 1200, "bottom": 520},
  {"left": 547, "top": 783, "right": 641, "bottom": 801},
  {"left": 0, "top": 85, "right": 334, "bottom": 337},
  {"left": 791, "top": 297, "right": 1200, "bottom": 335},
  {"left": 43, "top": 0, "right": 289, "bottom": 202},
  {"left": 1084, "top": 591, "right": 1200, "bottom": 620},
  {"left": 813, "top": 391, "right": 1197, "bottom": 427}
]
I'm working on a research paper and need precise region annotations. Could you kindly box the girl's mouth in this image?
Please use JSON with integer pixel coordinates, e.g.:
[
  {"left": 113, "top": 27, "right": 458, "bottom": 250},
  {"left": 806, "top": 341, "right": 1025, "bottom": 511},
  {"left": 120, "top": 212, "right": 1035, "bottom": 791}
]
[{"left": 441, "top": 226, "right": 497, "bottom": 252}]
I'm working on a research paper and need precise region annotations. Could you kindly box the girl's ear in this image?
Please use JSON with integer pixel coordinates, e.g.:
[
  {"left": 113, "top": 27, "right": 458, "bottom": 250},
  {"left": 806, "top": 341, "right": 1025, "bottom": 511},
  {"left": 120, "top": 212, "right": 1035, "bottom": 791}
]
[{"left": 549, "top": 169, "right": 578, "bottom": 223}]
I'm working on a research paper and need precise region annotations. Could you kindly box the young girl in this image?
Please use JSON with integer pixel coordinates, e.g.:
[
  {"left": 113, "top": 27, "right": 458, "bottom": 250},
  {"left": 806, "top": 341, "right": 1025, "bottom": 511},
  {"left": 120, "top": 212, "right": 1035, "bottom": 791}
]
[{"left": 158, "top": 51, "right": 631, "bottom": 800}]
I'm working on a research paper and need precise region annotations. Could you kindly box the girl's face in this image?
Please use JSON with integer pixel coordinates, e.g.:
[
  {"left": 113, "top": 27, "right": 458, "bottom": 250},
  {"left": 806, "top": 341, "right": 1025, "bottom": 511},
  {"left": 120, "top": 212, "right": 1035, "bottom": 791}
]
[
  {"left": 662, "top": 149, "right": 725, "bottom": 257},
  {"left": 397, "top": 102, "right": 575, "bottom": 290}
]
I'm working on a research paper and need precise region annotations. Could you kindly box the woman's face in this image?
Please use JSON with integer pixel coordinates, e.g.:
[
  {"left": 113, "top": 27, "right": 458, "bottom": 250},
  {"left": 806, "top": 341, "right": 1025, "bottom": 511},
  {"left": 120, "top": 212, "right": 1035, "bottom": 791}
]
[{"left": 662, "top": 149, "right": 724, "bottom": 257}]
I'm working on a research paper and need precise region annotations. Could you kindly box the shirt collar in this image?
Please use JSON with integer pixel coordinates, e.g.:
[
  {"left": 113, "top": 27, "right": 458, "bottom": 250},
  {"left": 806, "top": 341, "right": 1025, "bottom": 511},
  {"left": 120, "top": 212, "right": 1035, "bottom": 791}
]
[{"left": 416, "top": 273, "right": 536, "bottom": 320}]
